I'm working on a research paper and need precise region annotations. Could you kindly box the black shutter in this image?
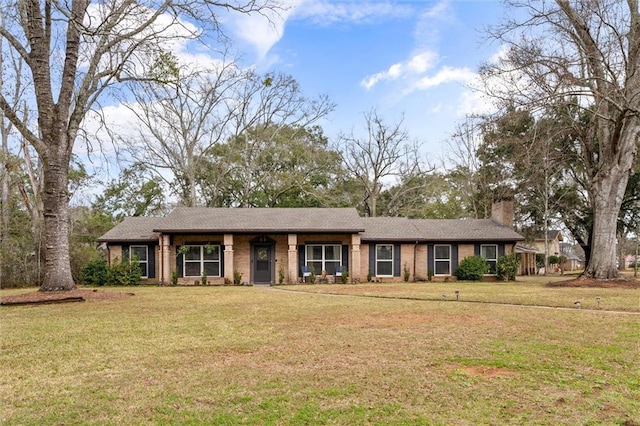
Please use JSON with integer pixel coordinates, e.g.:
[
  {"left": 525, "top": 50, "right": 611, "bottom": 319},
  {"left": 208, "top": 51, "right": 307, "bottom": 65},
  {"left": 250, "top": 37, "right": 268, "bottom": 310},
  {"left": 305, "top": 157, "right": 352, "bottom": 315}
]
[
  {"left": 393, "top": 244, "right": 401, "bottom": 277},
  {"left": 220, "top": 245, "right": 225, "bottom": 278},
  {"left": 298, "top": 245, "right": 305, "bottom": 277},
  {"left": 474, "top": 244, "right": 481, "bottom": 257},
  {"left": 122, "top": 245, "right": 130, "bottom": 263},
  {"left": 369, "top": 244, "right": 376, "bottom": 276},
  {"left": 452, "top": 244, "right": 459, "bottom": 273},
  {"left": 342, "top": 245, "right": 349, "bottom": 271},
  {"left": 498, "top": 244, "right": 505, "bottom": 257},
  {"left": 148, "top": 244, "right": 156, "bottom": 278},
  {"left": 427, "top": 244, "right": 434, "bottom": 275},
  {"left": 176, "top": 246, "right": 183, "bottom": 277}
]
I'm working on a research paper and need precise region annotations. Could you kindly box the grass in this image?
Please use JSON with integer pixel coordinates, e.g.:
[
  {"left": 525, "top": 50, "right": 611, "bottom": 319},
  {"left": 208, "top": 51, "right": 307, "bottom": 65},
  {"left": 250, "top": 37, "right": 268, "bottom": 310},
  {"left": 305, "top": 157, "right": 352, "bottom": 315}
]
[{"left": 1, "top": 279, "right": 639, "bottom": 425}]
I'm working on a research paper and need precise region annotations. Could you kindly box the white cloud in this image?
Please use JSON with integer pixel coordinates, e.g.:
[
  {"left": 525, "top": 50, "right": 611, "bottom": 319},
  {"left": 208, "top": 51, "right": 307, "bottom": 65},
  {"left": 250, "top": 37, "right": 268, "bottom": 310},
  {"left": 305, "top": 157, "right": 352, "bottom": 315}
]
[
  {"left": 414, "top": 66, "right": 476, "bottom": 90},
  {"left": 361, "top": 51, "right": 438, "bottom": 90},
  {"left": 291, "top": 0, "right": 413, "bottom": 25}
]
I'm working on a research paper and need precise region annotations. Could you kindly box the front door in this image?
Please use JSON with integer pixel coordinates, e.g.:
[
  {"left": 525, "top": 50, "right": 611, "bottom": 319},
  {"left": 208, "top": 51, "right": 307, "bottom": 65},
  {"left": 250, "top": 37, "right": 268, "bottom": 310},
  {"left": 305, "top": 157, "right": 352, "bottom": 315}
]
[{"left": 253, "top": 244, "right": 273, "bottom": 284}]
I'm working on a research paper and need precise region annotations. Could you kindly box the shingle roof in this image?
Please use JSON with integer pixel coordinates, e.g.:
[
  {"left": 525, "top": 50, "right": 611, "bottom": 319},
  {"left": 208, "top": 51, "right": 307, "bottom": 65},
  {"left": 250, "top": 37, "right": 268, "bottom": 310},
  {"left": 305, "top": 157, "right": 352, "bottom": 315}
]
[
  {"left": 97, "top": 217, "right": 161, "bottom": 242},
  {"left": 154, "top": 207, "right": 365, "bottom": 233},
  {"left": 360, "top": 218, "right": 524, "bottom": 242},
  {"left": 98, "top": 208, "right": 524, "bottom": 243}
]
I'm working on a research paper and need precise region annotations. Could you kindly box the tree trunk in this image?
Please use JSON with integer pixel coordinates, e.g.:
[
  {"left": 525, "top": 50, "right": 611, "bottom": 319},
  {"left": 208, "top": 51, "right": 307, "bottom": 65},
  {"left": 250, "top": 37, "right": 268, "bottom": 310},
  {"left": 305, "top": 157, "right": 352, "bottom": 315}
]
[
  {"left": 39, "top": 153, "right": 76, "bottom": 291},
  {"left": 584, "top": 168, "right": 630, "bottom": 279}
]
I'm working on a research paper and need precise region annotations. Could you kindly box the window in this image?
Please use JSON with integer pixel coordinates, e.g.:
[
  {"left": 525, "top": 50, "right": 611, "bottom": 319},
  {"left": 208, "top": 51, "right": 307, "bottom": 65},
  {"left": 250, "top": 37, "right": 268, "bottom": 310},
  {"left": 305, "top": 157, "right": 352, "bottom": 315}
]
[
  {"left": 183, "top": 245, "right": 221, "bottom": 277},
  {"left": 376, "top": 244, "right": 394, "bottom": 276},
  {"left": 306, "top": 244, "right": 341, "bottom": 275},
  {"left": 130, "top": 245, "right": 149, "bottom": 278},
  {"left": 481, "top": 244, "right": 498, "bottom": 274},
  {"left": 434, "top": 245, "right": 451, "bottom": 275}
]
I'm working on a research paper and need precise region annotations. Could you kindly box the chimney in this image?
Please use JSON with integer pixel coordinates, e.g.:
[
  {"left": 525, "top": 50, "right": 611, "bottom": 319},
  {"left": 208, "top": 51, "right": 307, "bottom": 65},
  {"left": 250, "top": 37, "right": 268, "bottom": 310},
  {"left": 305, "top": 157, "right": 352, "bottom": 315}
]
[{"left": 492, "top": 199, "right": 514, "bottom": 228}]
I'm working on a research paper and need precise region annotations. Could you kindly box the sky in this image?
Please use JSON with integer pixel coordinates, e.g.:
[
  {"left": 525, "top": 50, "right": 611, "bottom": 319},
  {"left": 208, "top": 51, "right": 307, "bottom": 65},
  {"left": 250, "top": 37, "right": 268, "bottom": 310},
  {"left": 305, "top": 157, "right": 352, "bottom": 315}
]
[
  {"left": 221, "top": 0, "right": 506, "bottom": 160},
  {"left": 79, "top": 0, "right": 509, "bottom": 187}
]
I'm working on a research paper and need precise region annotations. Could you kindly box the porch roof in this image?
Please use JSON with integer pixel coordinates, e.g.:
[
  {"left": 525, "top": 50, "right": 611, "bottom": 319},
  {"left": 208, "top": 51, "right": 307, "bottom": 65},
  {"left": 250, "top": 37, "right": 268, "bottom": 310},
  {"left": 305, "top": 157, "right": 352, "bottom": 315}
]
[{"left": 154, "top": 207, "right": 365, "bottom": 234}]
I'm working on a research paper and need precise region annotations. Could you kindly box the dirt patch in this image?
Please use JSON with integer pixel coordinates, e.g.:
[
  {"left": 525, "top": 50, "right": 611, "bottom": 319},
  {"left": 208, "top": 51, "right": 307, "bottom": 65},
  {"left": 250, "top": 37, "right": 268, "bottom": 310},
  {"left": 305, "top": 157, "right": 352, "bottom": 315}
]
[
  {"left": 462, "top": 366, "right": 517, "bottom": 377},
  {"left": 546, "top": 276, "right": 639, "bottom": 289},
  {"left": 1, "top": 289, "right": 134, "bottom": 306}
]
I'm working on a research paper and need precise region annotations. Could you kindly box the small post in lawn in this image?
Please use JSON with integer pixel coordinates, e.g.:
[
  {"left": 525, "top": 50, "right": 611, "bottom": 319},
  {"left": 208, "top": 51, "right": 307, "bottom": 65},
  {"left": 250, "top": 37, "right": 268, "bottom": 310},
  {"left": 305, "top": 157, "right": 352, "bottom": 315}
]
[{"left": 455, "top": 290, "right": 459, "bottom": 301}]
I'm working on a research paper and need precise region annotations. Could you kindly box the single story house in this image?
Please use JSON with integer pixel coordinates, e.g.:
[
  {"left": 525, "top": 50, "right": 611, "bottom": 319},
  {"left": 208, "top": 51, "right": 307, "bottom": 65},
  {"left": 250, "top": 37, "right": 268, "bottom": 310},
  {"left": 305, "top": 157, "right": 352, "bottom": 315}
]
[{"left": 98, "top": 201, "right": 524, "bottom": 285}]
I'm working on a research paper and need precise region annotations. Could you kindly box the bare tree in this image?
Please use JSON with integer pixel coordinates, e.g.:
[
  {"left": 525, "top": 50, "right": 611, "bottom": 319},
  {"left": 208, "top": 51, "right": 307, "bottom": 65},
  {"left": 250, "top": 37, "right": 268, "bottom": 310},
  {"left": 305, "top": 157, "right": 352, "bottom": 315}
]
[
  {"left": 481, "top": 0, "right": 640, "bottom": 279},
  {"left": 339, "top": 110, "right": 423, "bottom": 217},
  {"left": 0, "top": 0, "right": 281, "bottom": 291},
  {"left": 125, "top": 68, "right": 333, "bottom": 207},
  {"left": 123, "top": 60, "right": 245, "bottom": 207}
]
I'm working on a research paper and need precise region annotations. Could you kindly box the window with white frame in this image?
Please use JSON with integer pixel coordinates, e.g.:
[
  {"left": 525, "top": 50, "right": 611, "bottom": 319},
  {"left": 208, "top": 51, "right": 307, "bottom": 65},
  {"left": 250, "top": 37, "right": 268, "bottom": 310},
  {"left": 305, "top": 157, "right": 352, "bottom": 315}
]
[
  {"left": 130, "top": 245, "right": 149, "bottom": 278},
  {"left": 434, "top": 245, "right": 451, "bottom": 275},
  {"left": 376, "top": 244, "right": 394, "bottom": 276},
  {"left": 183, "top": 245, "right": 221, "bottom": 277},
  {"left": 481, "top": 244, "right": 498, "bottom": 274},
  {"left": 306, "top": 244, "right": 341, "bottom": 275}
]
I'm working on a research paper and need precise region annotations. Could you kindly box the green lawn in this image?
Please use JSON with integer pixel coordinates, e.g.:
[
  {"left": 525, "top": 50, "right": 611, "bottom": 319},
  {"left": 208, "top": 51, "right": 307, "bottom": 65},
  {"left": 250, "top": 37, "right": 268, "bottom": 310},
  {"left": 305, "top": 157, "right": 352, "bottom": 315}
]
[{"left": 2, "top": 281, "right": 639, "bottom": 425}]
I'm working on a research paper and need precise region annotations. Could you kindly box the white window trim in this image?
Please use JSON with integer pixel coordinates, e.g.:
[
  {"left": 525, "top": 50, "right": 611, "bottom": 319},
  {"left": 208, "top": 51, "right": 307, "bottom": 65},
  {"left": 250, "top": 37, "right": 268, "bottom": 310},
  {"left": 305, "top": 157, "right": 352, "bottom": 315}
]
[
  {"left": 375, "top": 244, "right": 394, "bottom": 277},
  {"left": 183, "top": 245, "right": 221, "bottom": 278},
  {"left": 433, "top": 244, "right": 451, "bottom": 276},
  {"left": 305, "top": 244, "right": 342, "bottom": 274},
  {"left": 129, "top": 245, "right": 149, "bottom": 278},
  {"left": 481, "top": 244, "right": 498, "bottom": 275}
]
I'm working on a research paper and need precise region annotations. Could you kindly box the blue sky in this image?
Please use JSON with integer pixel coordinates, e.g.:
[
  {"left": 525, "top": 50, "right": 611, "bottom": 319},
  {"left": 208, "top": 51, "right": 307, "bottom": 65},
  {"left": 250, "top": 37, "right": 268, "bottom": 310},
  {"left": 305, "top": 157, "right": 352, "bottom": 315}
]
[{"left": 225, "top": 0, "right": 506, "bottom": 158}]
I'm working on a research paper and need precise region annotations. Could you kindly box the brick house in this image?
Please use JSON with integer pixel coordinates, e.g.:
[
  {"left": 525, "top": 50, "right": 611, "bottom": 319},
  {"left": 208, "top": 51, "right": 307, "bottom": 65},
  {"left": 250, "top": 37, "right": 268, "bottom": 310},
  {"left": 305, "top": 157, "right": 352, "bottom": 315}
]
[{"left": 98, "top": 205, "right": 524, "bottom": 285}]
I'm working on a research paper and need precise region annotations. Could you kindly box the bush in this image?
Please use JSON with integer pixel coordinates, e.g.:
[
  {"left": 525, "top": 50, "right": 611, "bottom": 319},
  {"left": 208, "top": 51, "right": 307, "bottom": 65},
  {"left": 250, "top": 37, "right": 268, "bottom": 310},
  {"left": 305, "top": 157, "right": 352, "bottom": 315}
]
[
  {"left": 80, "top": 257, "right": 109, "bottom": 286},
  {"left": 455, "top": 256, "right": 489, "bottom": 281},
  {"left": 106, "top": 257, "right": 142, "bottom": 286},
  {"left": 548, "top": 255, "right": 560, "bottom": 265},
  {"left": 341, "top": 268, "right": 349, "bottom": 284},
  {"left": 496, "top": 253, "right": 519, "bottom": 281}
]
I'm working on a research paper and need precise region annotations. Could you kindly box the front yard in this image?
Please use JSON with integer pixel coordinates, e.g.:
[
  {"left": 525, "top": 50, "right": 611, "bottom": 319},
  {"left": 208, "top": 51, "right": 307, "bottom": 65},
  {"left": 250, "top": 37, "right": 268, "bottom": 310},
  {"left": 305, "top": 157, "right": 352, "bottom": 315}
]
[{"left": 1, "top": 279, "right": 639, "bottom": 425}]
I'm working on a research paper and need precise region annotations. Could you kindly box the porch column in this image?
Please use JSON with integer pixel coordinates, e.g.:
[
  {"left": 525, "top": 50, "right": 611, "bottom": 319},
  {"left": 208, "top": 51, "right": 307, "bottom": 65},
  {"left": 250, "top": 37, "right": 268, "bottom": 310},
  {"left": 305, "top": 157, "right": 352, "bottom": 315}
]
[
  {"left": 351, "top": 234, "right": 361, "bottom": 283},
  {"left": 161, "top": 234, "right": 171, "bottom": 285},
  {"left": 288, "top": 234, "right": 298, "bottom": 283},
  {"left": 224, "top": 234, "right": 234, "bottom": 284}
]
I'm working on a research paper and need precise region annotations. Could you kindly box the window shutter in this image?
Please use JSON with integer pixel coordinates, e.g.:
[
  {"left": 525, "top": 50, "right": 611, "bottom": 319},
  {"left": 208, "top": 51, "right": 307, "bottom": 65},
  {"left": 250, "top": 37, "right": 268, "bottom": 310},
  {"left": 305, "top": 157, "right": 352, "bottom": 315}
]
[
  {"left": 452, "top": 244, "right": 459, "bottom": 272},
  {"left": 393, "top": 244, "right": 401, "bottom": 277},
  {"left": 148, "top": 244, "right": 156, "bottom": 278},
  {"left": 498, "top": 244, "right": 505, "bottom": 257},
  {"left": 298, "top": 245, "right": 305, "bottom": 277},
  {"left": 474, "top": 244, "right": 480, "bottom": 256},
  {"left": 369, "top": 244, "right": 375, "bottom": 276},
  {"left": 122, "top": 245, "right": 130, "bottom": 262},
  {"left": 176, "top": 247, "right": 183, "bottom": 277},
  {"left": 342, "top": 245, "right": 349, "bottom": 271},
  {"left": 220, "top": 245, "right": 225, "bottom": 277},
  {"left": 427, "top": 244, "right": 434, "bottom": 275}
]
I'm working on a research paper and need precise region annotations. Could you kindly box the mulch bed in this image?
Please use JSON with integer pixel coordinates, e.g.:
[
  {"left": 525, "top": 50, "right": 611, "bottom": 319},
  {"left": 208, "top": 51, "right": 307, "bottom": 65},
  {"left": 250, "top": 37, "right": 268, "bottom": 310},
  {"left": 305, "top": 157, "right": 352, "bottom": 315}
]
[
  {"left": 546, "top": 276, "right": 640, "bottom": 289},
  {"left": 0, "top": 289, "right": 134, "bottom": 306}
]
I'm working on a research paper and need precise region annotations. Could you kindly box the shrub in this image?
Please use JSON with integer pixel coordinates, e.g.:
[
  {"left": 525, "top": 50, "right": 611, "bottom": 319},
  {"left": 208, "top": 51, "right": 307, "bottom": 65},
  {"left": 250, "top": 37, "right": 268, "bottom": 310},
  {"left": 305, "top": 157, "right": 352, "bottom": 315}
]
[
  {"left": 80, "top": 257, "right": 108, "bottom": 286},
  {"left": 107, "top": 257, "right": 142, "bottom": 286},
  {"left": 548, "top": 255, "right": 560, "bottom": 265},
  {"left": 455, "top": 256, "right": 489, "bottom": 281},
  {"left": 171, "top": 270, "right": 178, "bottom": 286},
  {"left": 278, "top": 265, "right": 285, "bottom": 284},
  {"left": 403, "top": 263, "right": 410, "bottom": 282},
  {"left": 366, "top": 271, "right": 372, "bottom": 282},
  {"left": 341, "top": 268, "right": 349, "bottom": 284},
  {"left": 496, "top": 253, "right": 520, "bottom": 281},
  {"left": 234, "top": 270, "right": 243, "bottom": 285}
]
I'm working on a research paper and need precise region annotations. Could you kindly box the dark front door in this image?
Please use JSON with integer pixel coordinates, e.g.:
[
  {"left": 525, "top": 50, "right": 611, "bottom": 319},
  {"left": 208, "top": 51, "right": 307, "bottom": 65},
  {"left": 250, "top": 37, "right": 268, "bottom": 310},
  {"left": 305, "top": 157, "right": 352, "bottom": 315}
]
[{"left": 253, "top": 244, "right": 273, "bottom": 284}]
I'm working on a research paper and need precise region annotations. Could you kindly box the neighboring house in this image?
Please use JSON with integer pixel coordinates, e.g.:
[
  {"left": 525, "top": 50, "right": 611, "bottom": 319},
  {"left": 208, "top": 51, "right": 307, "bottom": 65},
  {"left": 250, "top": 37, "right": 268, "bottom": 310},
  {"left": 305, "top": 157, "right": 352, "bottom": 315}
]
[
  {"left": 532, "top": 230, "right": 563, "bottom": 270},
  {"left": 559, "top": 242, "right": 585, "bottom": 272},
  {"left": 98, "top": 202, "right": 524, "bottom": 285}
]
